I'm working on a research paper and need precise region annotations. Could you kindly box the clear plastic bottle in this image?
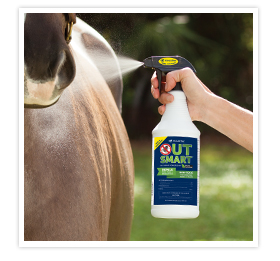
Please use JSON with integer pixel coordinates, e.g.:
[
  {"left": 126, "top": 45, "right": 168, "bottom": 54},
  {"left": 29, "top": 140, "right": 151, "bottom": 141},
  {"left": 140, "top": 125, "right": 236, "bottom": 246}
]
[{"left": 151, "top": 90, "right": 200, "bottom": 218}]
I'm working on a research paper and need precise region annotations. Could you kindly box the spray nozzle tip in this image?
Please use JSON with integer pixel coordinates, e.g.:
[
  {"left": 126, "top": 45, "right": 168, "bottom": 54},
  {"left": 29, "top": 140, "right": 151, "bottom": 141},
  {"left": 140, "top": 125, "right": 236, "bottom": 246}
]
[{"left": 143, "top": 57, "right": 153, "bottom": 68}]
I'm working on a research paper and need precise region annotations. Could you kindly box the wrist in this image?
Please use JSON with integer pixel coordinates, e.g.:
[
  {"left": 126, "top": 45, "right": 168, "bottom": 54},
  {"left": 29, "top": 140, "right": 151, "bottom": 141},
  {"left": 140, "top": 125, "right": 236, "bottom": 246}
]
[{"left": 199, "top": 92, "right": 224, "bottom": 124}]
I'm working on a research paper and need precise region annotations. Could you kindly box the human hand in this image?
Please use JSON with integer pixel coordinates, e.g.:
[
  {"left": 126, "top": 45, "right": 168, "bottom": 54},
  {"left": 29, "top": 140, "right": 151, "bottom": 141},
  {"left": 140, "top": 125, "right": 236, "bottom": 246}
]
[
  {"left": 151, "top": 67, "right": 253, "bottom": 152},
  {"left": 151, "top": 67, "right": 213, "bottom": 122}
]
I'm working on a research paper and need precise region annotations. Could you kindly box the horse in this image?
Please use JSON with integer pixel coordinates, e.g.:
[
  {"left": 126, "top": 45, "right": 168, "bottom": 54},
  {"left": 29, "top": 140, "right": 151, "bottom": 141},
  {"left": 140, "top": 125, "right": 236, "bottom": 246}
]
[{"left": 24, "top": 13, "right": 134, "bottom": 241}]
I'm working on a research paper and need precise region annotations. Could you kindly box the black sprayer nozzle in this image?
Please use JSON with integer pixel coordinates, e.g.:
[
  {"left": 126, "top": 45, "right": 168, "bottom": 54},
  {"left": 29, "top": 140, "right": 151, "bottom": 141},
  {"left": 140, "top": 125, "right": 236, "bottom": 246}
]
[{"left": 143, "top": 56, "right": 196, "bottom": 93}]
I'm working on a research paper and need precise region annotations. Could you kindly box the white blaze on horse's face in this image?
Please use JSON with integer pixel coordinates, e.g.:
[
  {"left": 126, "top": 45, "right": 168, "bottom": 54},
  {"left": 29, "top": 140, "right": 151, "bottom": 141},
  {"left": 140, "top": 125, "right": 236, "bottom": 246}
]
[{"left": 24, "top": 13, "right": 76, "bottom": 108}]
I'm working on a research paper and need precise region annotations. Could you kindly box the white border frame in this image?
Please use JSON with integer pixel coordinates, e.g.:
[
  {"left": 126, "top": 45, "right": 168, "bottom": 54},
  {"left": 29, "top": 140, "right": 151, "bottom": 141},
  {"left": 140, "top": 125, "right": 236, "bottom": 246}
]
[{"left": 19, "top": 7, "right": 258, "bottom": 248}]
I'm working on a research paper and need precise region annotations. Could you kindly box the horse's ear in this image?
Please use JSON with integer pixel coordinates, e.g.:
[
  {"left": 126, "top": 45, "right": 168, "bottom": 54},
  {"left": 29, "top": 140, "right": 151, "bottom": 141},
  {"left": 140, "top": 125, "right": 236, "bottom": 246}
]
[{"left": 65, "top": 13, "right": 76, "bottom": 24}]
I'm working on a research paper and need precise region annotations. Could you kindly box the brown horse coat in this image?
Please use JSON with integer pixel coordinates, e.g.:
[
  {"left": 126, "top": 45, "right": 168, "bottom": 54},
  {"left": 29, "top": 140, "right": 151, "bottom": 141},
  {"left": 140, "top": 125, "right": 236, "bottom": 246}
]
[{"left": 24, "top": 16, "right": 134, "bottom": 241}]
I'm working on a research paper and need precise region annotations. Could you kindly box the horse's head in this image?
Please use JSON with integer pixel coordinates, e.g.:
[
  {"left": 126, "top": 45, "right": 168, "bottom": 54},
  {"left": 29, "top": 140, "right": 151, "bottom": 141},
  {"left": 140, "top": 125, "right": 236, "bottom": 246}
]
[{"left": 24, "top": 13, "right": 76, "bottom": 108}]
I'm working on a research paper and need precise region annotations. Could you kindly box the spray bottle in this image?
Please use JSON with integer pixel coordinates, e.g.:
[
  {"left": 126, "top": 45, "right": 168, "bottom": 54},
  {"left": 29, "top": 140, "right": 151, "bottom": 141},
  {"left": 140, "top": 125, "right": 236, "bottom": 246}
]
[{"left": 143, "top": 56, "right": 200, "bottom": 219}]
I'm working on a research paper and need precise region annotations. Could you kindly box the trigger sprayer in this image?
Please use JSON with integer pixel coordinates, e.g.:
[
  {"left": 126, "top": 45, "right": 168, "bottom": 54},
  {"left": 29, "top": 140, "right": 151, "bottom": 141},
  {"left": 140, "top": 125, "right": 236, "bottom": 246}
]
[{"left": 143, "top": 56, "right": 200, "bottom": 219}]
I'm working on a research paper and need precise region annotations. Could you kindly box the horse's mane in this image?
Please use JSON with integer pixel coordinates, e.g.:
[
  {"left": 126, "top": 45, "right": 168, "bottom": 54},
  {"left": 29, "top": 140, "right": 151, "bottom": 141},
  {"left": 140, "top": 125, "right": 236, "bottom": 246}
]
[{"left": 68, "top": 48, "right": 134, "bottom": 239}]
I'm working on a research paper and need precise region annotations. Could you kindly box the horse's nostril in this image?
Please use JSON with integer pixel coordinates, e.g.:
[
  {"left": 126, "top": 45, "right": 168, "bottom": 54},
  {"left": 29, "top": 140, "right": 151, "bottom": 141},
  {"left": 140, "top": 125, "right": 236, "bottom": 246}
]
[
  {"left": 25, "top": 51, "right": 66, "bottom": 83},
  {"left": 56, "top": 49, "right": 76, "bottom": 89},
  {"left": 49, "top": 51, "right": 66, "bottom": 79}
]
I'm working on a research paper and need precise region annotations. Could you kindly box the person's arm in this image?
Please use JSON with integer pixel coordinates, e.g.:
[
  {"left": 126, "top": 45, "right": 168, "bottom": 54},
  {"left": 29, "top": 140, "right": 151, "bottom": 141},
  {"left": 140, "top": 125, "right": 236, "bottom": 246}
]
[
  {"left": 202, "top": 94, "right": 253, "bottom": 152},
  {"left": 151, "top": 68, "right": 253, "bottom": 152}
]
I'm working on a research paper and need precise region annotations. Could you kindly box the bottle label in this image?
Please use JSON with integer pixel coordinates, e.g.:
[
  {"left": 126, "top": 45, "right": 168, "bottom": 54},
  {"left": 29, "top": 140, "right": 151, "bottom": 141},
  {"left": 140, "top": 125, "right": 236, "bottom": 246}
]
[{"left": 152, "top": 136, "right": 199, "bottom": 206}]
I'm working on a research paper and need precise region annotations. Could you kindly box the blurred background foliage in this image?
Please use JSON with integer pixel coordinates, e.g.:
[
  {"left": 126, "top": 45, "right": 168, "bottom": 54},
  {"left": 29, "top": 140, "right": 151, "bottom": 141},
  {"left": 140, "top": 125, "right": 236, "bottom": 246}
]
[
  {"left": 77, "top": 13, "right": 253, "bottom": 139},
  {"left": 76, "top": 13, "right": 253, "bottom": 241}
]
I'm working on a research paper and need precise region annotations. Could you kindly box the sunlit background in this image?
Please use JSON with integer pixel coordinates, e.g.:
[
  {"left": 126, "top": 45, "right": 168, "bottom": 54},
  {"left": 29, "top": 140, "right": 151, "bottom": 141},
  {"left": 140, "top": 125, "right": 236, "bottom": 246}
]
[{"left": 77, "top": 13, "right": 253, "bottom": 241}]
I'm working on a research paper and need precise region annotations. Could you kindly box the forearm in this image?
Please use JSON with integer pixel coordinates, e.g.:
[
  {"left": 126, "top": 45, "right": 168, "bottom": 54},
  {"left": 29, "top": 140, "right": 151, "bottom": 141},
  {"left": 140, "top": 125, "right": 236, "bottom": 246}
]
[{"left": 201, "top": 94, "right": 253, "bottom": 152}]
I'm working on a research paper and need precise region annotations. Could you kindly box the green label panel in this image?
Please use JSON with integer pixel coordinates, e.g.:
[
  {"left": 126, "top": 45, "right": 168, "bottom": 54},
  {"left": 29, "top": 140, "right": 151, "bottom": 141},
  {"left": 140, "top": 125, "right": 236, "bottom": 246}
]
[{"left": 157, "top": 168, "right": 197, "bottom": 179}]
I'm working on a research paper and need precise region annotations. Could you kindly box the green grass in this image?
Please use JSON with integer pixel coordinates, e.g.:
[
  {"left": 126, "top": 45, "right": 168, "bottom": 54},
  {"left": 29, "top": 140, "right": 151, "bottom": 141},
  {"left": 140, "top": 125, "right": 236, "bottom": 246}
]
[{"left": 130, "top": 140, "right": 253, "bottom": 241}]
